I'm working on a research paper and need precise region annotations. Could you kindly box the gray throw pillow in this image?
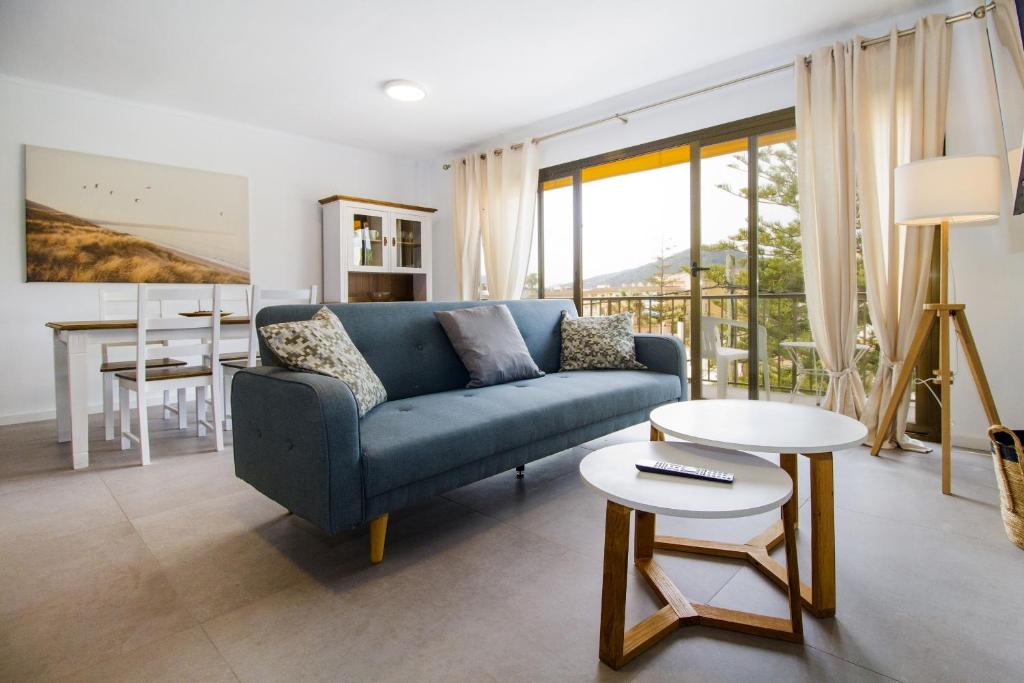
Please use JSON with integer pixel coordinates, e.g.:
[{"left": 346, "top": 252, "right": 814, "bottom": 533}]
[
  {"left": 259, "top": 307, "right": 387, "bottom": 417},
  {"left": 559, "top": 310, "right": 646, "bottom": 371},
  {"left": 435, "top": 304, "right": 544, "bottom": 388}
]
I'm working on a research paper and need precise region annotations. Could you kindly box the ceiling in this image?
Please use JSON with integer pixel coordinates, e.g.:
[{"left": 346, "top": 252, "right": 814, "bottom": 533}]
[{"left": 0, "top": 0, "right": 932, "bottom": 158}]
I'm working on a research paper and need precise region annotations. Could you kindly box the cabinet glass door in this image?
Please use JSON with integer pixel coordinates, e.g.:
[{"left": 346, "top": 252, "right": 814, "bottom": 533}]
[
  {"left": 394, "top": 218, "right": 423, "bottom": 269},
  {"left": 351, "top": 212, "right": 385, "bottom": 268}
]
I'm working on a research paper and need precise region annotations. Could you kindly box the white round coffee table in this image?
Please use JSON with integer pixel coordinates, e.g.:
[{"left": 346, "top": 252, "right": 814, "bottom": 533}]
[
  {"left": 581, "top": 441, "right": 803, "bottom": 670},
  {"left": 650, "top": 399, "right": 867, "bottom": 454},
  {"left": 648, "top": 400, "right": 868, "bottom": 618}
]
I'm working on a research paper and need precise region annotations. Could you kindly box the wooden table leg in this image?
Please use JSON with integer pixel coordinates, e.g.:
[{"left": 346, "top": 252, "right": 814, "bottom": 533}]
[
  {"left": 781, "top": 485, "right": 804, "bottom": 641},
  {"left": 599, "top": 501, "right": 632, "bottom": 669},
  {"left": 635, "top": 510, "right": 655, "bottom": 561},
  {"left": 779, "top": 453, "right": 797, "bottom": 530},
  {"left": 809, "top": 453, "right": 835, "bottom": 616},
  {"left": 598, "top": 500, "right": 805, "bottom": 669},
  {"left": 650, "top": 425, "right": 663, "bottom": 441}
]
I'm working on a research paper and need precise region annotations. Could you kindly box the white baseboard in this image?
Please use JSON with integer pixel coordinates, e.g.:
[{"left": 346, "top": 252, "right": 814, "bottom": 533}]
[
  {"left": 0, "top": 392, "right": 199, "bottom": 427},
  {"left": 951, "top": 433, "right": 990, "bottom": 452}
]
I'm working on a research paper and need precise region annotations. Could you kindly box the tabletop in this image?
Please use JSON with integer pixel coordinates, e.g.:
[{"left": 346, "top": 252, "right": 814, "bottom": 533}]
[
  {"left": 46, "top": 317, "right": 250, "bottom": 331},
  {"left": 650, "top": 399, "right": 868, "bottom": 454},
  {"left": 580, "top": 441, "right": 792, "bottom": 519},
  {"left": 780, "top": 340, "right": 869, "bottom": 350}
]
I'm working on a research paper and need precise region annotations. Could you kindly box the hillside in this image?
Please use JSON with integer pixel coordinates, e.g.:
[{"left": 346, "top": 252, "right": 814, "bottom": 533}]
[
  {"left": 25, "top": 200, "right": 248, "bottom": 283},
  {"left": 577, "top": 246, "right": 745, "bottom": 289}
]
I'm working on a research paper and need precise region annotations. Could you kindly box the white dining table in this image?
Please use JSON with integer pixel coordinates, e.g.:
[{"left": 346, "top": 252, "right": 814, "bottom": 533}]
[{"left": 46, "top": 317, "right": 250, "bottom": 469}]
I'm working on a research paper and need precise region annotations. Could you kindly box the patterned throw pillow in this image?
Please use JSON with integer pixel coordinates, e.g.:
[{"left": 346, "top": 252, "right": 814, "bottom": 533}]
[
  {"left": 559, "top": 311, "right": 646, "bottom": 371},
  {"left": 259, "top": 307, "right": 387, "bottom": 417}
]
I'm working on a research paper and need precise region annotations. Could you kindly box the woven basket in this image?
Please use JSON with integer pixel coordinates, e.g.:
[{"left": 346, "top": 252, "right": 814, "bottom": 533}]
[{"left": 987, "top": 426, "right": 1024, "bottom": 550}]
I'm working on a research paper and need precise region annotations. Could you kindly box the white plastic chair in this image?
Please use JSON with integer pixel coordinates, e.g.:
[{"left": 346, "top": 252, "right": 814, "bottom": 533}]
[
  {"left": 221, "top": 285, "right": 318, "bottom": 430},
  {"left": 700, "top": 316, "right": 771, "bottom": 400},
  {"left": 117, "top": 284, "right": 224, "bottom": 464}
]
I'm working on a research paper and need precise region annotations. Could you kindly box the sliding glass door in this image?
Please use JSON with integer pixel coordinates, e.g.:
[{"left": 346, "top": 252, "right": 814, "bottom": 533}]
[
  {"left": 693, "top": 136, "right": 753, "bottom": 400},
  {"left": 533, "top": 110, "right": 847, "bottom": 401}
]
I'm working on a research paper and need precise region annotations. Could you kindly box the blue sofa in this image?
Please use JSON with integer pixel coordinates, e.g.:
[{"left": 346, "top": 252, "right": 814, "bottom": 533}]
[{"left": 231, "top": 299, "right": 687, "bottom": 562}]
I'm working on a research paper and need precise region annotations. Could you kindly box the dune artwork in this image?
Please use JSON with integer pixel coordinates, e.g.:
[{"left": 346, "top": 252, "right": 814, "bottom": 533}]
[{"left": 25, "top": 145, "right": 249, "bottom": 283}]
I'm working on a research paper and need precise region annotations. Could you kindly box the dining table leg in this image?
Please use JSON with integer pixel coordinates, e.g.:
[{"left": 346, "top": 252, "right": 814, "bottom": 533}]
[
  {"left": 61, "top": 331, "right": 90, "bottom": 469},
  {"left": 53, "top": 330, "right": 71, "bottom": 444}
]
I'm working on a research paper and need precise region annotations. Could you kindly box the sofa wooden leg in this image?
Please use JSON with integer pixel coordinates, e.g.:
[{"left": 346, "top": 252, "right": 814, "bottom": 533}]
[
  {"left": 516, "top": 465, "right": 525, "bottom": 479},
  {"left": 369, "top": 514, "right": 388, "bottom": 564}
]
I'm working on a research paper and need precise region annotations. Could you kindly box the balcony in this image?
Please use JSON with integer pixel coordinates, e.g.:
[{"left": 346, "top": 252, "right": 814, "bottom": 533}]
[{"left": 581, "top": 291, "right": 878, "bottom": 403}]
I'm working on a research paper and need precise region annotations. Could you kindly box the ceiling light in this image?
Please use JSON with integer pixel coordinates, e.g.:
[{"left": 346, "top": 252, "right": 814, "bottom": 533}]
[{"left": 384, "top": 80, "right": 426, "bottom": 102}]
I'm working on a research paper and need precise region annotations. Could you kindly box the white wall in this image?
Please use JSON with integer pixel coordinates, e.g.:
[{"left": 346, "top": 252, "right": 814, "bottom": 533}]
[
  {"left": 430, "top": 0, "right": 1024, "bottom": 447},
  {"left": 945, "top": 16, "right": 1024, "bottom": 448},
  {"left": 0, "top": 76, "right": 420, "bottom": 423}
]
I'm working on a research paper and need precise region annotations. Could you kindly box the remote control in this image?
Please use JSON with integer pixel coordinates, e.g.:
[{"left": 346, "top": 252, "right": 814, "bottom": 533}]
[{"left": 635, "top": 459, "right": 735, "bottom": 483}]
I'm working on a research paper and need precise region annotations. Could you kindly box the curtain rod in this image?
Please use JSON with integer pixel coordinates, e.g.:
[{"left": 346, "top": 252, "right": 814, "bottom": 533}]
[{"left": 442, "top": 2, "right": 994, "bottom": 170}]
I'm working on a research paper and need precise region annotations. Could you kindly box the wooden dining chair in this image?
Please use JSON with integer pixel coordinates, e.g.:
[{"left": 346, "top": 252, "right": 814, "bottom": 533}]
[
  {"left": 202, "top": 285, "right": 252, "bottom": 364},
  {"left": 117, "top": 284, "right": 224, "bottom": 464},
  {"left": 98, "top": 289, "right": 195, "bottom": 440},
  {"left": 221, "top": 284, "right": 318, "bottom": 430}
]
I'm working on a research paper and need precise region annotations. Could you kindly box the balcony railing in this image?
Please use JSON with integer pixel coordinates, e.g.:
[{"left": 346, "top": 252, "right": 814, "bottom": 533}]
[{"left": 581, "top": 291, "right": 877, "bottom": 396}]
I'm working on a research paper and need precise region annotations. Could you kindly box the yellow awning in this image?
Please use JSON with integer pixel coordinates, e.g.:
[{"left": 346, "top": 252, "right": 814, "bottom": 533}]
[{"left": 541, "top": 128, "right": 794, "bottom": 192}]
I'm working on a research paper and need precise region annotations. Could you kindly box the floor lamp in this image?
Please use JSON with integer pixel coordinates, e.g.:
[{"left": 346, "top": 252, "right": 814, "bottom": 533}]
[{"left": 869, "top": 155, "right": 1002, "bottom": 495}]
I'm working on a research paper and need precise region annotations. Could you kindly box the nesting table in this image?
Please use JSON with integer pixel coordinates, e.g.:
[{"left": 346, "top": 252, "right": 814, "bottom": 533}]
[
  {"left": 581, "top": 441, "right": 802, "bottom": 669},
  {"left": 649, "top": 400, "right": 868, "bottom": 617}
]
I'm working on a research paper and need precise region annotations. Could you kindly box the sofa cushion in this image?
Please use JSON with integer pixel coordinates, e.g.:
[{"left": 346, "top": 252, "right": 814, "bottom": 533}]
[
  {"left": 259, "top": 307, "right": 387, "bottom": 417},
  {"left": 359, "top": 370, "right": 680, "bottom": 496},
  {"left": 560, "top": 311, "right": 646, "bottom": 371},
  {"left": 435, "top": 304, "right": 544, "bottom": 388}
]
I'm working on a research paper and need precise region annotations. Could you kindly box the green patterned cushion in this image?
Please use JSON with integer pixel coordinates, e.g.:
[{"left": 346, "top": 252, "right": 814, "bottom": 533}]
[
  {"left": 559, "top": 311, "right": 646, "bottom": 371},
  {"left": 259, "top": 307, "right": 387, "bottom": 416}
]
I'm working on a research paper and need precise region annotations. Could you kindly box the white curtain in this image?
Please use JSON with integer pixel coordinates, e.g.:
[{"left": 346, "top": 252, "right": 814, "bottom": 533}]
[
  {"left": 794, "top": 43, "right": 867, "bottom": 418},
  {"left": 450, "top": 142, "right": 539, "bottom": 300},
  {"left": 856, "top": 16, "right": 951, "bottom": 451},
  {"left": 451, "top": 154, "right": 484, "bottom": 300}
]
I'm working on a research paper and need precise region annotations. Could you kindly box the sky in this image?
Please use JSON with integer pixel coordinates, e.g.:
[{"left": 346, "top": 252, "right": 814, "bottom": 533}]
[
  {"left": 26, "top": 145, "right": 250, "bottom": 270},
  {"left": 534, "top": 142, "right": 798, "bottom": 288}
]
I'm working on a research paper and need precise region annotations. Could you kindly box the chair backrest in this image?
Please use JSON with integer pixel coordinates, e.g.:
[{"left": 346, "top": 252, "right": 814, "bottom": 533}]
[
  {"left": 247, "top": 285, "right": 318, "bottom": 366},
  {"left": 134, "top": 285, "right": 222, "bottom": 392},
  {"left": 99, "top": 289, "right": 137, "bottom": 321},
  {"left": 701, "top": 316, "right": 768, "bottom": 360},
  {"left": 101, "top": 287, "right": 205, "bottom": 362},
  {"left": 699, "top": 317, "right": 723, "bottom": 357},
  {"left": 218, "top": 285, "right": 251, "bottom": 317},
  {"left": 99, "top": 289, "right": 139, "bottom": 363}
]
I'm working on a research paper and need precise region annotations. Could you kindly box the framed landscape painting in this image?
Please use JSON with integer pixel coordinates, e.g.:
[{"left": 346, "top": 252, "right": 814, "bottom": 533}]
[{"left": 25, "top": 145, "right": 249, "bottom": 283}]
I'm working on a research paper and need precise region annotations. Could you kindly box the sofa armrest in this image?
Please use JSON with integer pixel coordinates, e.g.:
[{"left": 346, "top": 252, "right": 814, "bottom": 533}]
[
  {"left": 635, "top": 334, "right": 688, "bottom": 401},
  {"left": 231, "top": 366, "right": 363, "bottom": 533}
]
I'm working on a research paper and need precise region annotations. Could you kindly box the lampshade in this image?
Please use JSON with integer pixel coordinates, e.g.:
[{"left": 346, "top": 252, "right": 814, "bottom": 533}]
[{"left": 894, "top": 155, "right": 1001, "bottom": 225}]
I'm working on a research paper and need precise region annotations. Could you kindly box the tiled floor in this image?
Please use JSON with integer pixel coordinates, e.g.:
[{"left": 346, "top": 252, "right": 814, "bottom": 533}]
[{"left": 1, "top": 410, "right": 1021, "bottom": 682}]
